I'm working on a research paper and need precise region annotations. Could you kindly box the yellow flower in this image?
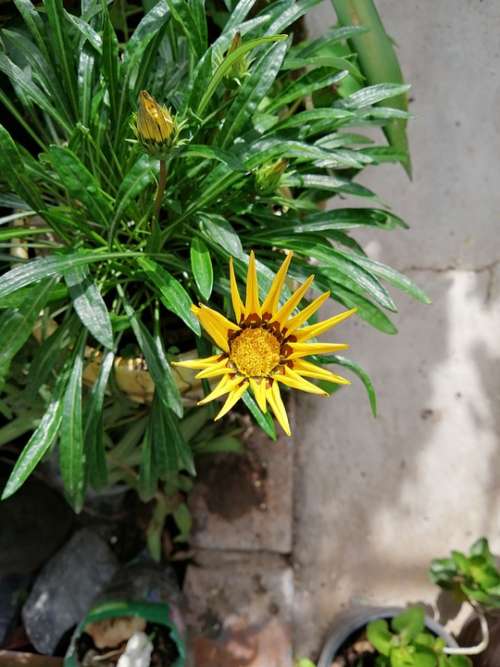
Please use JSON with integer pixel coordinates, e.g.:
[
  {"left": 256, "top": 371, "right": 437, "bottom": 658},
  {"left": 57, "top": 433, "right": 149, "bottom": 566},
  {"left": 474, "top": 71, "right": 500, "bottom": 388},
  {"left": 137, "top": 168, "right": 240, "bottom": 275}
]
[{"left": 174, "top": 252, "right": 356, "bottom": 436}]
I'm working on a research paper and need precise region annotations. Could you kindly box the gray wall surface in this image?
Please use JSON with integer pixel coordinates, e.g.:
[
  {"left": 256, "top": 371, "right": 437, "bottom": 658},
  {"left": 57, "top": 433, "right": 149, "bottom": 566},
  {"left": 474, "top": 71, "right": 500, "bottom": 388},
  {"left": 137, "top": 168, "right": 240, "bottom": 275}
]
[{"left": 295, "top": 1, "right": 500, "bottom": 657}]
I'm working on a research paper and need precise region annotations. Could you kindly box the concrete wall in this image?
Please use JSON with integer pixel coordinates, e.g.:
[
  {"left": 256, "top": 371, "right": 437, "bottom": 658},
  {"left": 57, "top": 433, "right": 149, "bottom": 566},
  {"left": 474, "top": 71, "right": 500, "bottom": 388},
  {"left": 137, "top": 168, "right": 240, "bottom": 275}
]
[{"left": 295, "top": 1, "right": 500, "bottom": 657}]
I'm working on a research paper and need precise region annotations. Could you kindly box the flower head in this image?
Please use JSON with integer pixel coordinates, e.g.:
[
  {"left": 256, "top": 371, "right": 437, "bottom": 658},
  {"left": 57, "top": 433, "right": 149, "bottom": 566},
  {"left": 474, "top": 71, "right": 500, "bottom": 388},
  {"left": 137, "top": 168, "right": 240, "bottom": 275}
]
[
  {"left": 134, "top": 91, "right": 179, "bottom": 157},
  {"left": 223, "top": 32, "right": 249, "bottom": 89},
  {"left": 174, "top": 252, "right": 356, "bottom": 436}
]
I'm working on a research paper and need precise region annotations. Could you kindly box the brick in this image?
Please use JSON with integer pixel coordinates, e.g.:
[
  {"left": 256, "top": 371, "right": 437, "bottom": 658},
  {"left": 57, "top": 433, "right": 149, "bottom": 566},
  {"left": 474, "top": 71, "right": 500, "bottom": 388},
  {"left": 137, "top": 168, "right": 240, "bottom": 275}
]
[
  {"left": 188, "top": 398, "right": 295, "bottom": 554},
  {"left": 184, "top": 551, "right": 294, "bottom": 667}
]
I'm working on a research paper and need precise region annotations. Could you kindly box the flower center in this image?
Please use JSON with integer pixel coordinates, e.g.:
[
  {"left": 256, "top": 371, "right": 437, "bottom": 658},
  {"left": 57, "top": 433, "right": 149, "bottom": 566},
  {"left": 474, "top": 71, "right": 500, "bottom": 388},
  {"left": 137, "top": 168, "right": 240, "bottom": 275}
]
[{"left": 229, "top": 327, "right": 281, "bottom": 378}]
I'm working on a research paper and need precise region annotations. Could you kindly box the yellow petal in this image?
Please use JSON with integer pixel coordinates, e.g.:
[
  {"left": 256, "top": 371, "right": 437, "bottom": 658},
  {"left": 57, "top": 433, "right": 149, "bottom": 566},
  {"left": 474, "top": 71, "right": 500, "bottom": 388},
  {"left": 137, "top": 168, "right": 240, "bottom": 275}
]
[
  {"left": 229, "top": 257, "right": 244, "bottom": 323},
  {"left": 288, "top": 342, "right": 349, "bottom": 360},
  {"left": 172, "top": 355, "right": 221, "bottom": 369},
  {"left": 244, "top": 251, "right": 261, "bottom": 317},
  {"left": 261, "top": 251, "right": 293, "bottom": 316},
  {"left": 292, "top": 359, "right": 350, "bottom": 384},
  {"left": 195, "top": 359, "right": 232, "bottom": 379},
  {"left": 215, "top": 381, "right": 249, "bottom": 421},
  {"left": 266, "top": 380, "right": 291, "bottom": 436},
  {"left": 198, "top": 374, "right": 239, "bottom": 405},
  {"left": 294, "top": 308, "right": 357, "bottom": 342},
  {"left": 250, "top": 377, "right": 267, "bottom": 413},
  {"left": 285, "top": 291, "right": 330, "bottom": 334},
  {"left": 272, "top": 274, "right": 314, "bottom": 327},
  {"left": 275, "top": 367, "right": 328, "bottom": 396},
  {"left": 194, "top": 304, "right": 239, "bottom": 352}
]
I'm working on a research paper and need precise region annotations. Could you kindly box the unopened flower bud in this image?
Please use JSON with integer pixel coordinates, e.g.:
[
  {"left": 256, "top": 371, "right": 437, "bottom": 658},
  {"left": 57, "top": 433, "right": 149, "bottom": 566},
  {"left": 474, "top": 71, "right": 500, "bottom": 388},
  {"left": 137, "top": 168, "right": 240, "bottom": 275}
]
[
  {"left": 223, "top": 33, "right": 249, "bottom": 89},
  {"left": 134, "top": 91, "right": 179, "bottom": 157},
  {"left": 255, "top": 160, "right": 288, "bottom": 194}
]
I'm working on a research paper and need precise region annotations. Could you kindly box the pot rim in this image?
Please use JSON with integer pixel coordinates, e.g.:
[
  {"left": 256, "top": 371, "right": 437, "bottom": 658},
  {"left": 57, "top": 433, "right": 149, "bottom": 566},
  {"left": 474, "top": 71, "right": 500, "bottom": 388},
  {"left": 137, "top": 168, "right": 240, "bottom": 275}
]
[{"left": 317, "top": 604, "right": 458, "bottom": 667}]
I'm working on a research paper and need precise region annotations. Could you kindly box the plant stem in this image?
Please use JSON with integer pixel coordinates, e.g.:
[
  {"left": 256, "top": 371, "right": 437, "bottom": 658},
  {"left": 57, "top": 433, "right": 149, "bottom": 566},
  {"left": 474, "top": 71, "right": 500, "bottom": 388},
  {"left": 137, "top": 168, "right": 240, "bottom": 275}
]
[
  {"left": 154, "top": 159, "right": 167, "bottom": 221},
  {"left": 443, "top": 605, "right": 489, "bottom": 656}
]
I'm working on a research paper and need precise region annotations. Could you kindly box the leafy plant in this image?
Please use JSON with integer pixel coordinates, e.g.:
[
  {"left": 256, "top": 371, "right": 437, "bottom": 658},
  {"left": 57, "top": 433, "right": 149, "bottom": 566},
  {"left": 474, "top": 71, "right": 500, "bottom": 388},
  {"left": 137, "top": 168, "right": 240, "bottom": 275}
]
[
  {"left": 367, "top": 607, "right": 471, "bottom": 667},
  {"left": 0, "top": 0, "right": 422, "bottom": 509},
  {"left": 430, "top": 537, "right": 500, "bottom": 609}
]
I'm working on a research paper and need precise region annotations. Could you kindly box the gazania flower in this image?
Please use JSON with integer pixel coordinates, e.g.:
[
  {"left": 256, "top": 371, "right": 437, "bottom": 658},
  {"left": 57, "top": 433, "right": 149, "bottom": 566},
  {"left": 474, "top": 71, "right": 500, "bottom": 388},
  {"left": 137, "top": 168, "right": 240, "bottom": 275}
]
[
  {"left": 134, "top": 91, "right": 179, "bottom": 156},
  {"left": 174, "top": 252, "right": 356, "bottom": 436}
]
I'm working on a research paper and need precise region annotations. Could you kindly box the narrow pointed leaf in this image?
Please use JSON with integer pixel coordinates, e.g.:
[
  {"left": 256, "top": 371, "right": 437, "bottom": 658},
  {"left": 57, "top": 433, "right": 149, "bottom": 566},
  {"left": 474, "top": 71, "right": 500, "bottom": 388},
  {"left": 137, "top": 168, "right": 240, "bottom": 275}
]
[
  {"left": 137, "top": 256, "right": 200, "bottom": 335},
  {"left": 190, "top": 237, "right": 213, "bottom": 300},
  {"left": 65, "top": 266, "right": 114, "bottom": 349},
  {"left": 60, "top": 332, "right": 86, "bottom": 512}
]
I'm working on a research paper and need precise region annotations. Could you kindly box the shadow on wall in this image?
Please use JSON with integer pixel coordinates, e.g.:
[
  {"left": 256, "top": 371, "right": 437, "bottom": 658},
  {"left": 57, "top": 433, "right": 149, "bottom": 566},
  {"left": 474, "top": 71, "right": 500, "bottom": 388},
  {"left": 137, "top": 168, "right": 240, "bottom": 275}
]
[{"left": 292, "top": 262, "right": 500, "bottom": 657}]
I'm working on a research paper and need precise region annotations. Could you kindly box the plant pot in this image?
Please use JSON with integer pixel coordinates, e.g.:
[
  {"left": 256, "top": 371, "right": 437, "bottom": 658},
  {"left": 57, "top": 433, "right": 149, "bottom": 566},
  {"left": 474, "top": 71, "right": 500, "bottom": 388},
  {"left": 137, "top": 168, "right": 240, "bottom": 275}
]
[
  {"left": 317, "top": 605, "right": 458, "bottom": 667},
  {"left": 64, "top": 600, "right": 186, "bottom": 667},
  {"left": 64, "top": 561, "right": 186, "bottom": 666}
]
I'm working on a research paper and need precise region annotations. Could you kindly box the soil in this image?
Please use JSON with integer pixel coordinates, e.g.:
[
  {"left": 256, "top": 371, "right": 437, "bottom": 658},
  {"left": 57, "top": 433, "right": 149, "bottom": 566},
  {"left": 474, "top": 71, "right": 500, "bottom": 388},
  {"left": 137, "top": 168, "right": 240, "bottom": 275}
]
[
  {"left": 76, "top": 622, "right": 179, "bottom": 667},
  {"left": 458, "top": 611, "right": 500, "bottom": 667},
  {"left": 330, "top": 628, "right": 377, "bottom": 667}
]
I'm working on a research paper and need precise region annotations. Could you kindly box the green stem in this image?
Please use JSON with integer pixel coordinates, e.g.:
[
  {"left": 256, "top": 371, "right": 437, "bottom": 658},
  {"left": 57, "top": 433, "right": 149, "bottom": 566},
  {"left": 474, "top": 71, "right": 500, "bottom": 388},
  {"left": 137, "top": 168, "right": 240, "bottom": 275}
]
[{"left": 154, "top": 159, "right": 167, "bottom": 221}]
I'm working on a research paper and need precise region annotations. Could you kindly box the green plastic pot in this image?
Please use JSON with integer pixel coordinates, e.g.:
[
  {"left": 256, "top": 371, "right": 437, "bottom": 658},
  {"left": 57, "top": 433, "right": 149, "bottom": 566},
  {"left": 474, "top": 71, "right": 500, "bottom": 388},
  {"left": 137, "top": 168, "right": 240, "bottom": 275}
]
[{"left": 64, "top": 599, "right": 185, "bottom": 667}]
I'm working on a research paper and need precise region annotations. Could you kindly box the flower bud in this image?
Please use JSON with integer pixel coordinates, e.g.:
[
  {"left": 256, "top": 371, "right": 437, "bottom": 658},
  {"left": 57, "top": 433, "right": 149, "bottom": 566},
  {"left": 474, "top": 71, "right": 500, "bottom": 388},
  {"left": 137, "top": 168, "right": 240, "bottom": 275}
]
[
  {"left": 135, "top": 91, "right": 178, "bottom": 157},
  {"left": 223, "top": 33, "right": 249, "bottom": 89},
  {"left": 255, "top": 159, "right": 288, "bottom": 195}
]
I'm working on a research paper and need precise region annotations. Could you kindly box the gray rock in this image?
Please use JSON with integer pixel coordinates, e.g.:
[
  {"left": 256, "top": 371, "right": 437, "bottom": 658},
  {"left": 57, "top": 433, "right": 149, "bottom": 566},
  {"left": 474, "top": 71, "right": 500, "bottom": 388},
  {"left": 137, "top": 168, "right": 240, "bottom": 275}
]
[
  {"left": 22, "top": 528, "right": 119, "bottom": 654},
  {"left": 0, "top": 574, "right": 29, "bottom": 644},
  {"left": 0, "top": 475, "right": 73, "bottom": 575}
]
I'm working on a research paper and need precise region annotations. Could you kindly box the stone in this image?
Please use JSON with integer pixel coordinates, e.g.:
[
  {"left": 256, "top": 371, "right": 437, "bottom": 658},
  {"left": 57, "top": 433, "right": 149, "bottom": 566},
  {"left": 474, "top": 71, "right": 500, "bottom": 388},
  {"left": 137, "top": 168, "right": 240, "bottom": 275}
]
[
  {"left": 0, "top": 574, "right": 29, "bottom": 644},
  {"left": 0, "top": 474, "right": 73, "bottom": 575},
  {"left": 22, "top": 528, "right": 119, "bottom": 654},
  {"left": 188, "top": 401, "right": 294, "bottom": 554},
  {"left": 184, "top": 550, "right": 294, "bottom": 667}
]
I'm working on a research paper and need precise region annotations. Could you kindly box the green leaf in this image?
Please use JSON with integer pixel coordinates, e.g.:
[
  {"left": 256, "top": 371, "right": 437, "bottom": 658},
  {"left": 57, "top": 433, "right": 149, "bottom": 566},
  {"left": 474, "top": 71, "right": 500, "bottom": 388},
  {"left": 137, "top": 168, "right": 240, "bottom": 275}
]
[
  {"left": 335, "top": 251, "right": 430, "bottom": 304},
  {"left": 392, "top": 607, "right": 425, "bottom": 642},
  {"left": 336, "top": 83, "right": 410, "bottom": 110},
  {"left": 2, "top": 366, "right": 69, "bottom": 500},
  {"left": 190, "top": 237, "right": 214, "bottom": 300},
  {"left": 330, "top": 0, "right": 411, "bottom": 176},
  {"left": 120, "top": 294, "right": 183, "bottom": 418},
  {"left": 0, "top": 55, "right": 71, "bottom": 133},
  {"left": 47, "top": 146, "right": 113, "bottom": 226},
  {"left": 84, "top": 349, "right": 114, "bottom": 490},
  {"left": 179, "top": 406, "right": 212, "bottom": 442},
  {"left": 0, "top": 251, "right": 140, "bottom": 300},
  {"left": 0, "top": 125, "right": 44, "bottom": 210},
  {"left": 284, "top": 173, "right": 376, "bottom": 198},
  {"left": 101, "top": 7, "right": 121, "bottom": 126},
  {"left": 199, "top": 214, "right": 244, "bottom": 258},
  {"left": 366, "top": 619, "right": 392, "bottom": 656},
  {"left": 470, "top": 537, "right": 491, "bottom": 559},
  {"left": 167, "top": 0, "right": 207, "bottom": 59},
  {"left": 312, "top": 354, "right": 377, "bottom": 416},
  {"left": 65, "top": 266, "right": 114, "bottom": 349},
  {"left": 220, "top": 39, "right": 289, "bottom": 148},
  {"left": 112, "top": 154, "right": 157, "bottom": 225},
  {"left": 242, "top": 391, "right": 277, "bottom": 440},
  {"left": 197, "top": 34, "right": 287, "bottom": 115},
  {"left": 180, "top": 144, "right": 246, "bottom": 171},
  {"left": 137, "top": 256, "right": 200, "bottom": 335},
  {"left": 193, "top": 435, "right": 243, "bottom": 455},
  {"left": 173, "top": 502, "right": 192, "bottom": 542},
  {"left": 44, "top": 0, "right": 78, "bottom": 117},
  {"left": 0, "top": 279, "right": 55, "bottom": 383},
  {"left": 59, "top": 332, "right": 86, "bottom": 512},
  {"left": 138, "top": 427, "right": 158, "bottom": 502}
]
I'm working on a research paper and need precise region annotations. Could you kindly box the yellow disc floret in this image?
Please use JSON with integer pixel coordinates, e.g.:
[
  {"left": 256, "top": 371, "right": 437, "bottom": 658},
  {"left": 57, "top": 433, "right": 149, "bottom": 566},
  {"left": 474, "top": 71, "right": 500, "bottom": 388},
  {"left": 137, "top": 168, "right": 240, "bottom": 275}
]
[{"left": 230, "top": 327, "right": 280, "bottom": 378}]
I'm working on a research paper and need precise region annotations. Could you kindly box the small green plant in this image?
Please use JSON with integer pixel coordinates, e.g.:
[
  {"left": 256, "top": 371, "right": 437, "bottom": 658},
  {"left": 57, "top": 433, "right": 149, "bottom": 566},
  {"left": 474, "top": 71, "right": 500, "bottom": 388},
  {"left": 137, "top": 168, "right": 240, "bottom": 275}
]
[
  {"left": 430, "top": 537, "right": 500, "bottom": 609},
  {"left": 367, "top": 607, "right": 471, "bottom": 667}
]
